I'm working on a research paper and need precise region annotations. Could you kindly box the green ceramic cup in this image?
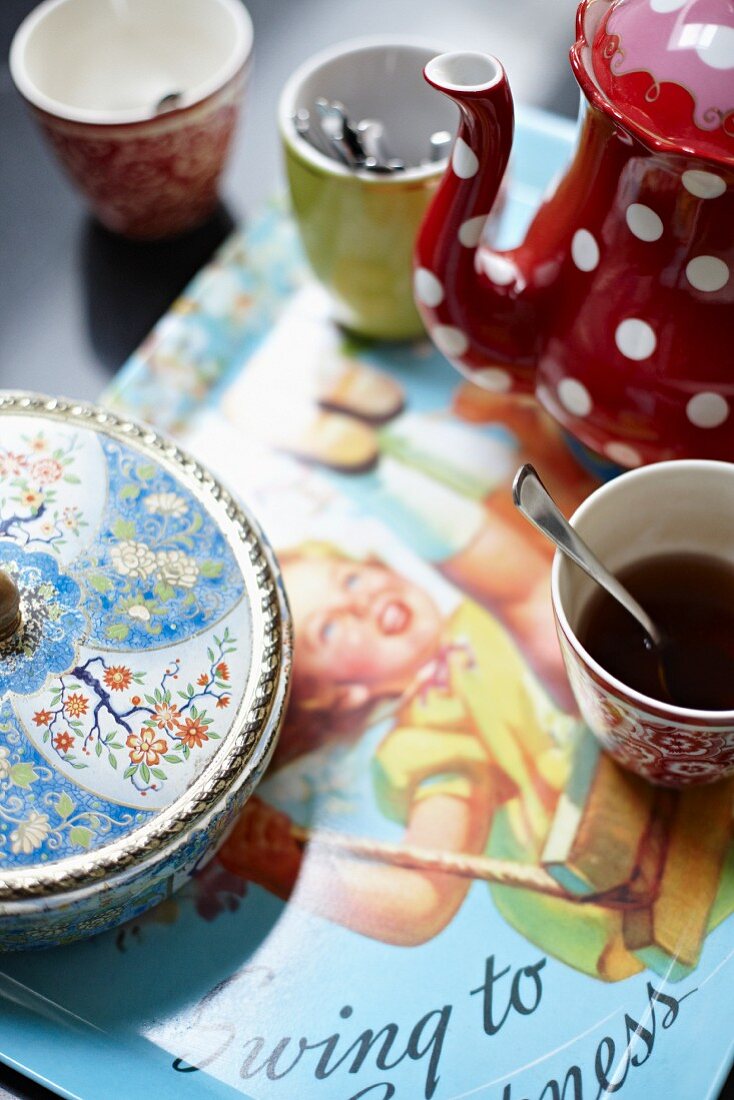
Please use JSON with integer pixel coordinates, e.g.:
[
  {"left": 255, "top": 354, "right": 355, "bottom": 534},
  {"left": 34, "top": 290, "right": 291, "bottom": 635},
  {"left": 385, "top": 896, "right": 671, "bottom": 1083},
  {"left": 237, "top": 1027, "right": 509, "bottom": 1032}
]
[{"left": 279, "top": 37, "right": 455, "bottom": 341}]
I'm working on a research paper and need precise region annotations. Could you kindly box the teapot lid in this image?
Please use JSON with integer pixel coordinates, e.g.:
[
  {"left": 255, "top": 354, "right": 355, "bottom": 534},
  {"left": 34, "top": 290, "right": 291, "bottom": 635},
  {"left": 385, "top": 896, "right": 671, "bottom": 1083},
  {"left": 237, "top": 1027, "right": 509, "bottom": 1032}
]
[
  {"left": 574, "top": 0, "right": 734, "bottom": 164},
  {"left": 0, "top": 393, "right": 289, "bottom": 899}
]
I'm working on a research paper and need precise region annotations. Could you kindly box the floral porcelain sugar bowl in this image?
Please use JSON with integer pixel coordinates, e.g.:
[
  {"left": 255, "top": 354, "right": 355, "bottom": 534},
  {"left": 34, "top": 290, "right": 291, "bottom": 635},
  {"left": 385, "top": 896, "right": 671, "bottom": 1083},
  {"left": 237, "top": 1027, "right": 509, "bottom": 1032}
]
[{"left": 0, "top": 393, "right": 291, "bottom": 950}]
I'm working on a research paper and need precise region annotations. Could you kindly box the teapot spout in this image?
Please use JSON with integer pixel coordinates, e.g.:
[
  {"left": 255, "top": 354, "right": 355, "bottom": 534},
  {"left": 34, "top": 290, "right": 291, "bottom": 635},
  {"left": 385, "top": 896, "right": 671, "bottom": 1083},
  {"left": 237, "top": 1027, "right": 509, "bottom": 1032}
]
[{"left": 416, "top": 53, "right": 541, "bottom": 394}]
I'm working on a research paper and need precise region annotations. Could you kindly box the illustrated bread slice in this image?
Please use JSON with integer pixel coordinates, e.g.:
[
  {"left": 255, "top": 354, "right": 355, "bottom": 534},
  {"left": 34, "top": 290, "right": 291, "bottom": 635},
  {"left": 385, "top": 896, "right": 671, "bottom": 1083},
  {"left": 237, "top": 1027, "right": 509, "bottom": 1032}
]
[
  {"left": 624, "top": 778, "right": 734, "bottom": 980},
  {"left": 542, "top": 733, "right": 655, "bottom": 897}
]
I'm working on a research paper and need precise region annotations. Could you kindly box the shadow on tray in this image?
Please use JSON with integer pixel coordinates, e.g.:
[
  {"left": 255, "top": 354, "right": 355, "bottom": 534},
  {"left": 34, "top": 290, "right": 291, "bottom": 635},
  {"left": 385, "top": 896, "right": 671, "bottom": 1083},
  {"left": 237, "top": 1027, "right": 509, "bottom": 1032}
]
[{"left": 79, "top": 203, "right": 236, "bottom": 374}]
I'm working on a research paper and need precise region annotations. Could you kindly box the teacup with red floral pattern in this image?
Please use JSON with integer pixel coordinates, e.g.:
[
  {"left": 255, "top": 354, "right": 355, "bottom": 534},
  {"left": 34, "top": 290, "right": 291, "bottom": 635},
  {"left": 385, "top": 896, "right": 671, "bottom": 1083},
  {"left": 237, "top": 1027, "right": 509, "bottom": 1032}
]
[
  {"left": 10, "top": 0, "right": 252, "bottom": 240},
  {"left": 552, "top": 460, "right": 734, "bottom": 788}
]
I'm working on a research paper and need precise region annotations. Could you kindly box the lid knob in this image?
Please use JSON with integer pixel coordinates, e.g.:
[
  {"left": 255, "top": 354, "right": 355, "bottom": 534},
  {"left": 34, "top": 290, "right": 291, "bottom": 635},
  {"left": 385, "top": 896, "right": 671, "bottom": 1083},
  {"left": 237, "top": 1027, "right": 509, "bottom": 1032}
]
[{"left": 0, "top": 570, "right": 21, "bottom": 644}]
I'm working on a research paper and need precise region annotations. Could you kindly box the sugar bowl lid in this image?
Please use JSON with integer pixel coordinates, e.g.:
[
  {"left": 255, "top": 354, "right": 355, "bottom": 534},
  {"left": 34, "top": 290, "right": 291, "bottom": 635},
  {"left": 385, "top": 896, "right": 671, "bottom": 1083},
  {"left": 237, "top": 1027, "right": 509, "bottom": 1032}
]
[
  {"left": 574, "top": 0, "right": 734, "bottom": 164},
  {"left": 0, "top": 393, "right": 290, "bottom": 901}
]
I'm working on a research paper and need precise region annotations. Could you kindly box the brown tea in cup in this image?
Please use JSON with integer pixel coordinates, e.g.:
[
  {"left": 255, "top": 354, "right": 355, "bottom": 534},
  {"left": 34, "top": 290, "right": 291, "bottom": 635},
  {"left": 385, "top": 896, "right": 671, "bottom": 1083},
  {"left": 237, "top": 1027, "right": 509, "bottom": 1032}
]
[{"left": 577, "top": 551, "right": 734, "bottom": 712}]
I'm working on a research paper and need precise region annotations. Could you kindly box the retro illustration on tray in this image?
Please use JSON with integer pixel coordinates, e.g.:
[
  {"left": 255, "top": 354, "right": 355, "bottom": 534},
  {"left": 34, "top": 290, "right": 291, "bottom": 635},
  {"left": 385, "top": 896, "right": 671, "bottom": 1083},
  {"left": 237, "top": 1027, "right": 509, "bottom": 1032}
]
[
  {"left": 113, "top": 437, "right": 734, "bottom": 1098},
  {"left": 193, "top": 516, "right": 734, "bottom": 987},
  {"left": 219, "top": 286, "right": 596, "bottom": 705},
  {"left": 85, "top": 236, "right": 734, "bottom": 1100},
  {"left": 88, "top": 385, "right": 732, "bottom": 1004},
  {"left": 153, "top": 283, "right": 733, "bottom": 992}
]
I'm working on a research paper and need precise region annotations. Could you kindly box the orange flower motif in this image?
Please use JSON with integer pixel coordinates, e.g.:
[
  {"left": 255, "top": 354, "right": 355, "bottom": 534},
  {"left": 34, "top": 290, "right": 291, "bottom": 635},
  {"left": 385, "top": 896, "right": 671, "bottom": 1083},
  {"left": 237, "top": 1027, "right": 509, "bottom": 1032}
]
[
  {"left": 53, "top": 731, "right": 74, "bottom": 753},
  {"left": 176, "top": 716, "right": 209, "bottom": 749},
  {"left": 197, "top": 673, "right": 209, "bottom": 687},
  {"left": 153, "top": 701, "right": 180, "bottom": 731},
  {"left": 33, "top": 709, "right": 53, "bottom": 727},
  {"left": 216, "top": 662, "right": 230, "bottom": 681},
  {"left": 22, "top": 489, "right": 44, "bottom": 511},
  {"left": 66, "top": 693, "right": 88, "bottom": 718},
  {"left": 103, "top": 665, "right": 133, "bottom": 692},
  {"left": 216, "top": 696, "right": 230, "bottom": 709},
  {"left": 126, "top": 730, "right": 168, "bottom": 766}
]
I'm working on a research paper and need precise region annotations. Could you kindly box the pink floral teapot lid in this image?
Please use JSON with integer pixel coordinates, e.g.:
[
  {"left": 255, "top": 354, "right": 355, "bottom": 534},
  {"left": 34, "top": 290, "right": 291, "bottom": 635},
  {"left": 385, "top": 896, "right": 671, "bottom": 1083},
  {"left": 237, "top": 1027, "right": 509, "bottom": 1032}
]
[
  {"left": 0, "top": 393, "right": 289, "bottom": 897},
  {"left": 574, "top": 0, "right": 734, "bottom": 164}
]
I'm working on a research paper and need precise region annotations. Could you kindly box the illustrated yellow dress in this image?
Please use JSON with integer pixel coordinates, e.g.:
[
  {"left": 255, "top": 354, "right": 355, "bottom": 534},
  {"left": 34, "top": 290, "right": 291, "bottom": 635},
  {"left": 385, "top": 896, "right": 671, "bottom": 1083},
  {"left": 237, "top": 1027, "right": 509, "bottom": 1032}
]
[{"left": 372, "top": 601, "right": 734, "bottom": 982}]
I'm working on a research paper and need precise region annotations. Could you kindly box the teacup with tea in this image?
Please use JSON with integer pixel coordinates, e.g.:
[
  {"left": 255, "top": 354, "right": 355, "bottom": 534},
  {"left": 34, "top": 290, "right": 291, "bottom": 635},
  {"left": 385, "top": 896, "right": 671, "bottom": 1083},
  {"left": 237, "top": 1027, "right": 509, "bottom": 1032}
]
[{"left": 549, "top": 461, "right": 734, "bottom": 788}]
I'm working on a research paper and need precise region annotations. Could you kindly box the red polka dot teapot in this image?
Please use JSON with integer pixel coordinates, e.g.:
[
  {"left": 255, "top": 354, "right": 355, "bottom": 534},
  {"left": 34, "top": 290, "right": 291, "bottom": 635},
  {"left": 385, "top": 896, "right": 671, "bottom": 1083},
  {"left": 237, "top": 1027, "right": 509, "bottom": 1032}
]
[{"left": 415, "top": 0, "right": 734, "bottom": 469}]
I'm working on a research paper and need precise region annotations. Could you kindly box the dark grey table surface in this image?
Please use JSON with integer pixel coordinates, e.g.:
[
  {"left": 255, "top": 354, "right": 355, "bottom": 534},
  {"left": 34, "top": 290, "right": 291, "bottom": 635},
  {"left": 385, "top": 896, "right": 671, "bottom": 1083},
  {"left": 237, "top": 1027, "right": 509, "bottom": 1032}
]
[{"left": 0, "top": 1, "right": 732, "bottom": 1098}]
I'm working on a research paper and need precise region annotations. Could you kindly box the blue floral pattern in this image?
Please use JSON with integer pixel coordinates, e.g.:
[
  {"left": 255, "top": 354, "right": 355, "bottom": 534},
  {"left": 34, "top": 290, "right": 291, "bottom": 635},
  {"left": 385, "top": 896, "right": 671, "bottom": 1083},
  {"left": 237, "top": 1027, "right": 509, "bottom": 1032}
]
[
  {"left": 0, "top": 414, "right": 252, "bottom": 869},
  {"left": 0, "top": 699, "right": 152, "bottom": 864},
  {"left": 0, "top": 543, "right": 86, "bottom": 696},
  {"left": 77, "top": 438, "right": 244, "bottom": 650}
]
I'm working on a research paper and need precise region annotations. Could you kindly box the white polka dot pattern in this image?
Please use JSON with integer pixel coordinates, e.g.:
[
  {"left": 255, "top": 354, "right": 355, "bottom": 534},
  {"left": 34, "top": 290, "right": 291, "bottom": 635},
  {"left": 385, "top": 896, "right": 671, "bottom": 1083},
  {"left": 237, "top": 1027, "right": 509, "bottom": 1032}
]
[
  {"left": 558, "top": 378, "right": 592, "bottom": 417},
  {"left": 686, "top": 392, "right": 730, "bottom": 428},
  {"left": 685, "top": 256, "right": 729, "bottom": 293},
  {"left": 432, "top": 325, "right": 469, "bottom": 358},
  {"left": 452, "top": 138, "right": 479, "bottom": 180},
  {"left": 458, "top": 215, "right": 486, "bottom": 248},
  {"left": 682, "top": 170, "right": 727, "bottom": 199},
  {"left": 413, "top": 268, "right": 444, "bottom": 308},
  {"left": 699, "top": 25, "right": 734, "bottom": 71},
  {"left": 625, "top": 203, "right": 663, "bottom": 242},
  {"left": 475, "top": 368, "right": 512, "bottom": 393},
  {"left": 571, "top": 229, "right": 599, "bottom": 271},
  {"left": 604, "top": 441, "right": 642, "bottom": 467},
  {"left": 615, "top": 318, "right": 656, "bottom": 361},
  {"left": 481, "top": 253, "right": 515, "bottom": 286}
]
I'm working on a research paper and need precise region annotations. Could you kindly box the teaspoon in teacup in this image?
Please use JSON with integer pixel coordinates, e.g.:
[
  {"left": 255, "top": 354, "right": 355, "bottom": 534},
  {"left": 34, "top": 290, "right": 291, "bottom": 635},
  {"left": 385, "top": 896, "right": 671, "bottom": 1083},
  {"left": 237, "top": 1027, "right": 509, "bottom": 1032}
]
[
  {"left": 511, "top": 464, "right": 680, "bottom": 700},
  {"left": 513, "top": 464, "right": 734, "bottom": 711}
]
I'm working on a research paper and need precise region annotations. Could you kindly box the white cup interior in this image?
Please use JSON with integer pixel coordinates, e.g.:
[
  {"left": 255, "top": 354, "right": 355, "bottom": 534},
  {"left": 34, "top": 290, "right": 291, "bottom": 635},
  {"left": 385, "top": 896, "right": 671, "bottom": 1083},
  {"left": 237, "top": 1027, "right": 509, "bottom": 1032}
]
[
  {"left": 554, "top": 461, "right": 734, "bottom": 683},
  {"left": 279, "top": 37, "right": 458, "bottom": 178},
  {"left": 10, "top": 0, "right": 252, "bottom": 123}
]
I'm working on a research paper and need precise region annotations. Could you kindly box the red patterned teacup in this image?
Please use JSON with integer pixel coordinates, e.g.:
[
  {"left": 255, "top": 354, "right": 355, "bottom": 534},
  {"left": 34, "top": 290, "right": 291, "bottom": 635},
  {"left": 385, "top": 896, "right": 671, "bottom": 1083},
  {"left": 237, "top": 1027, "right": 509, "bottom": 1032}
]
[
  {"left": 10, "top": 0, "right": 252, "bottom": 240},
  {"left": 552, "top": 461, "right": 734, "bottom": 788}
]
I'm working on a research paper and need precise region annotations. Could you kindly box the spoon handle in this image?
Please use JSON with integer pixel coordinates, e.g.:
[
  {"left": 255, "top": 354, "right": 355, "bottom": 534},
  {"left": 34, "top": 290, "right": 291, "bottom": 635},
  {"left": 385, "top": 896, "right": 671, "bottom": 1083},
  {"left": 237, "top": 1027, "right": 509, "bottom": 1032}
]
[{"left": 513, "top": 464, "right": 662, "bottom": 647}]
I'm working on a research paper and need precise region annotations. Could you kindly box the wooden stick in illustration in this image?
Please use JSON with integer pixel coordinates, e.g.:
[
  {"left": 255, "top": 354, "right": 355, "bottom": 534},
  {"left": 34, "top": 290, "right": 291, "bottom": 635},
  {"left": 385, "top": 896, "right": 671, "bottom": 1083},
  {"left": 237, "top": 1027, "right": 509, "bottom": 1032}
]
[{"left": 290, "top": 824, "right": 578, "bottom": 901}]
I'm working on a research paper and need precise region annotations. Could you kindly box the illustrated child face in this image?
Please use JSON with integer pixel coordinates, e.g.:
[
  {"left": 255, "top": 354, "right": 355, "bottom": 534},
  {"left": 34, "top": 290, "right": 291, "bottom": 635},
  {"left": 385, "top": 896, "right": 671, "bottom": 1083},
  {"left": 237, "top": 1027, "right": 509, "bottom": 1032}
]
[{"left": 283, "top": 555, "right": 443, "bottom": 713}]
